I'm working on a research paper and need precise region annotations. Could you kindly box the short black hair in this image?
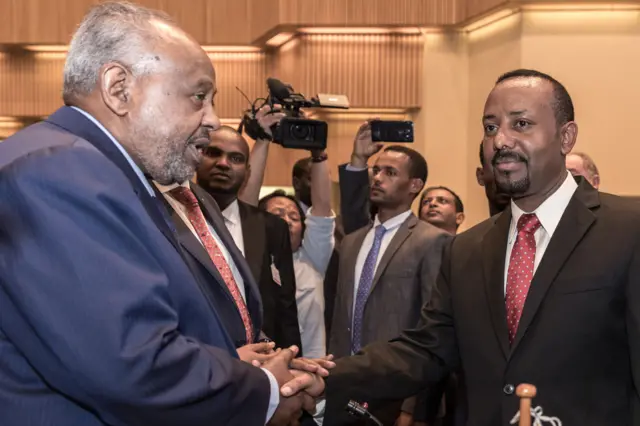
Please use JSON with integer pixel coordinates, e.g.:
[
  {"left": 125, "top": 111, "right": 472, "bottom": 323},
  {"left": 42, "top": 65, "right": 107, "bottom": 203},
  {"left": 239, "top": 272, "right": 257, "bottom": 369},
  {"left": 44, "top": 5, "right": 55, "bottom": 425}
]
[
  {"left": 496, "top": 69, "right": 574, "bottom": 126},
  {"left": 258, "top": 189, "right": 307, "bottom": 234},
  {"left": 383, "top": 145, "right": 428, "bottom": 183},
  {"left": 420, "top": 186, "right": 464, "bottom": 213},
  {"left": 292, "top": 157, "right": 311, "bottom": 182}
]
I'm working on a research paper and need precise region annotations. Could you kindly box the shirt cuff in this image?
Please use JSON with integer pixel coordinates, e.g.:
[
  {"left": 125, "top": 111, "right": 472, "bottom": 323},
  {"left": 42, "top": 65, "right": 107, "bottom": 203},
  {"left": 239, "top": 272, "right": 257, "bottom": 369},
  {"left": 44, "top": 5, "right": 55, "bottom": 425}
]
[
  {"left": 345, "top": 164, "right": 367, "bottom": 172},
  {"left": 306, "top": 206, "right": 337, "bottom": 219},
  {"left": 313, "top": 398, "right": 326, "bottom": 425},
  {"left": 261, "top": 368, "right": 280, "bottom": 423}
]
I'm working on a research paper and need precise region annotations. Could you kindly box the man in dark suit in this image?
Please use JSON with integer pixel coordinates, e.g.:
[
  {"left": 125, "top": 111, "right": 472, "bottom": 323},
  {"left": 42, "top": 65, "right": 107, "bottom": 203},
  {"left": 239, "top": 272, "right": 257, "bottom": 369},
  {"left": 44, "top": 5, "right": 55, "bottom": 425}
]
[
  {"left": 195, "top": 126, "right": 302, "bottom": 352},
  {"left": 0, "top": 3, "right": 326, "bottom": 425},
  {"left": 324, "top": 69, "right": 640, "bottom": 426},
  {"left": 477, "top": 141, "right": 510, "bottom": 216},
  {"left": 330, "top": 141, "right": 450, "bottom": 426}
]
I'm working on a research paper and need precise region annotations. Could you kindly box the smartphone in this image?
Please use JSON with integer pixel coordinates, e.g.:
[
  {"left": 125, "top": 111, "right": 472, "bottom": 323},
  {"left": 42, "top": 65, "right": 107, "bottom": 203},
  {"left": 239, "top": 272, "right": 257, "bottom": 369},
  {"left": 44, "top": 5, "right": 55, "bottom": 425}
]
[{"left": 370, "top": 120, "right": 414, "bottom": 143}]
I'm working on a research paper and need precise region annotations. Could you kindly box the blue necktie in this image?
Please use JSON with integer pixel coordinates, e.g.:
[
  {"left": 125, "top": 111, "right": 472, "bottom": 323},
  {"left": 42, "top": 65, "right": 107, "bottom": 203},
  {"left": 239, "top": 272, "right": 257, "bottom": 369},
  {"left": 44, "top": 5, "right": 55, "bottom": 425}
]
[{"left": 352, "top": 225, "right": 387, "bottom": 354}]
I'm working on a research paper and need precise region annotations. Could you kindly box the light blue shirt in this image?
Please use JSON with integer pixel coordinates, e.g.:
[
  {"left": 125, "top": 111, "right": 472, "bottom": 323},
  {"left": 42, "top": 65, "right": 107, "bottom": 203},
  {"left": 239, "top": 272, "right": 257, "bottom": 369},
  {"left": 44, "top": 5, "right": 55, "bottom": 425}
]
[
  {"left": 70, "top": 107, "right": 155, "bottom": 197},
  {"left": 70, "top": 107, "right": 280, "bottom": 423}
]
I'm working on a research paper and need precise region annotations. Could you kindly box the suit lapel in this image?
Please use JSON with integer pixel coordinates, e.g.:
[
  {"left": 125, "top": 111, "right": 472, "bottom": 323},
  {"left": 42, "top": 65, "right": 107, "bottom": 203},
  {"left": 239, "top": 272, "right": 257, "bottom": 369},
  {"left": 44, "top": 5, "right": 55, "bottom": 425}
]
[
  {"left": 192, "top": 185, "right": 264, "bottom": 333},
  {"left": 510, "top": 183, "right": 598, "bottom": 352},
  {"left": 481, "top": 208, "right": 512, "bottom": 359},
  {"left": 45, "top": 107, "right": 180, "bottom": 251},
  {"left": 368, "top": 215, "right": 416, "bottom": 296},
  {"left": 345, "top": 226, "right": 372, "bottom": 326},
  {"left": 238, "top": 202, "right": 265, "bottom": 284}
]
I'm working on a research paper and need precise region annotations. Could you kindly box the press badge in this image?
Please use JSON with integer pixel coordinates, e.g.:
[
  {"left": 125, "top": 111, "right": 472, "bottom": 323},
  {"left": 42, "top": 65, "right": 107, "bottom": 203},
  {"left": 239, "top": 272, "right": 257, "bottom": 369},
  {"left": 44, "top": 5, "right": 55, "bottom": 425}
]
[{"left": 270, "top": 256, "right": 282, "bottom": 286}]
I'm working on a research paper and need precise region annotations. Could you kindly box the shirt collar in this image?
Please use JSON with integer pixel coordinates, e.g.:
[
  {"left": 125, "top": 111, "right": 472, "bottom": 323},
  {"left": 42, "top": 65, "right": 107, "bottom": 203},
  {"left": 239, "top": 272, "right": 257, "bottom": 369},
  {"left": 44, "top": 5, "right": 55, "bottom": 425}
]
[
  {"left": 509, "top": 171, "right": 578, "bottom": 239},
  {"left": 222, "top": 199, "right": 240, "bottom": 226},
  {"left": 71, "top": 106, "right": 156, "bottom": 197},
  {"left": 373, "top": 209, "right": 413, "bottom": 231},
  {"left": 153, "top": 180, "right": 190, "bottom": 194},
  {"left": 299, "top": 200, "right": 310, "bottom": 214}
]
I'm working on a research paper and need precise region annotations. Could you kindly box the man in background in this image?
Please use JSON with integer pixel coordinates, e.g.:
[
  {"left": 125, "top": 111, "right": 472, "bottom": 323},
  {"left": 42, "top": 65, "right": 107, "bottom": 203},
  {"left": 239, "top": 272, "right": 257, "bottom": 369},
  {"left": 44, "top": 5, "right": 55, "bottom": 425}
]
[
  {"left": 332, "top": 125, "right": 450, "bottom": 426},
  {"left": 418, "top": 186, "right": 465, "bottom": 235},
  {"left": 292, "top": 156, "right": 341, "bottom": 337},
  {"left": 566, "top": 151, "right": 600, "bottom": 189},
  {"left": 197, "top": 126, "right": 302, "bottom": 352},
  {"left": 476, "top": 142, "right": 510, "bottom": 215}
]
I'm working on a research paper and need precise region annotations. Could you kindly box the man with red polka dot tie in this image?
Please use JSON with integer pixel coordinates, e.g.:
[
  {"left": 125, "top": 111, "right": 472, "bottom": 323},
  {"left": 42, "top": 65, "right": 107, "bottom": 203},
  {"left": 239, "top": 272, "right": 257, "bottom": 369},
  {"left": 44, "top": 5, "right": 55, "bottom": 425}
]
[{"left": 323, "top": 69, "right": 640, "bottom": 426}]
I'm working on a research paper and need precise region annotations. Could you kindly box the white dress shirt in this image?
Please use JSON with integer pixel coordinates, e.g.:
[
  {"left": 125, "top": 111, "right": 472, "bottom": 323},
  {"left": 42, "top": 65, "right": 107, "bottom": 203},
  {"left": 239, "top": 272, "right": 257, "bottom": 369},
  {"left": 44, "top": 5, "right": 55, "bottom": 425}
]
[
  {"left": 154, "top": 181, "right": 247, "bottom": 303},
  {"left": 293, "top": 208, "right": 336, "bottom": 359},
  {"left": 71, "top": 107, "right": 278, "bottom": 423},
  {"left": 353, "top": 209, "right": 413, "bottom": 313},
  {"left": 222, "top": 199, "right": 245, "bottom": 257},
  {"left": 503, "top": 171, "right": 578, "bottom": 292}
]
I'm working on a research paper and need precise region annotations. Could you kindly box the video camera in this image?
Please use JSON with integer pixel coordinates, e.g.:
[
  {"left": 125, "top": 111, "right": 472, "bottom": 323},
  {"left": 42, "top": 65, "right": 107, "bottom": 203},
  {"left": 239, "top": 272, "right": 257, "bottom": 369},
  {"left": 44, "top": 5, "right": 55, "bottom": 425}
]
[{"left": 238, "top": 78, "right": 349, "bottom": 150}]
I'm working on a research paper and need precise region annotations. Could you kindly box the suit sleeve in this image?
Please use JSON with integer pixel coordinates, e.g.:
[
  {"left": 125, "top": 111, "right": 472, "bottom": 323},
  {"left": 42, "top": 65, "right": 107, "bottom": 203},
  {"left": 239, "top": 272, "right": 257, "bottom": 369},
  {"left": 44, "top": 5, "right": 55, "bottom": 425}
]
[
  {"left": 338, "top": 164, "right": 372, "bottom": 234},
  {"left": 0, "top": 147, "right": 270, "bottom": 426},
  {"left": 324, "top": 236, "right": 460, "bottom": 424},
  {"left": 270, "top": 216, "right": 303, "bottom": 351},
  {"left": 627, "top": 218, "right": 640, "bottom": 406},
  {"left": 407, "top": 230, "right": 453, "bottom": 422}
]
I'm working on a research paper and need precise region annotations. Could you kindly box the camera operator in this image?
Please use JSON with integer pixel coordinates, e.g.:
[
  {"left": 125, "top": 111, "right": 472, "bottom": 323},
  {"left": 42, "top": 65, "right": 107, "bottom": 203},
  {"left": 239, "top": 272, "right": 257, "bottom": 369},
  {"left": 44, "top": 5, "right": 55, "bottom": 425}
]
[
  {"left": 237, "top": 104, "right": 285, "bottom": 206},
  {"left": 256, "top": 146, "right": 335, "bottom": 360}
]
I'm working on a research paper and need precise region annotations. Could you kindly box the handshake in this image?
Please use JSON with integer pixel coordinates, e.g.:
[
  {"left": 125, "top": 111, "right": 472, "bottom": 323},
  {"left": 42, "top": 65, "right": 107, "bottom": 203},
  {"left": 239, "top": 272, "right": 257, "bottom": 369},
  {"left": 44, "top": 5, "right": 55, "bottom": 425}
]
[{"left": 239, "top": 342, "right": 333, "bottom": 426}]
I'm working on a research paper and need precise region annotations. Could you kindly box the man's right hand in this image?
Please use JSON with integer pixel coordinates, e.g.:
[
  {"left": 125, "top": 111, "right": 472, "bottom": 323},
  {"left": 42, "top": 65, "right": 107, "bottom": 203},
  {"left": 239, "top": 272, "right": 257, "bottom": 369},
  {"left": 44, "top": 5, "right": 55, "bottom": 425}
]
[
  {"left": 351, "top": 119, "right": 383, "bottom": 169},
  {"left": 237, "top": 341, "right": 277, "bottom": 366},
  {"left": 255, "top": 104, "right": 286, "bottom": 140},
  {"left": 263, "top": 347, "right": 326, "bottom": 424},
  {"left": 264, "top": 347, "right": 311, "bottom": 425}
]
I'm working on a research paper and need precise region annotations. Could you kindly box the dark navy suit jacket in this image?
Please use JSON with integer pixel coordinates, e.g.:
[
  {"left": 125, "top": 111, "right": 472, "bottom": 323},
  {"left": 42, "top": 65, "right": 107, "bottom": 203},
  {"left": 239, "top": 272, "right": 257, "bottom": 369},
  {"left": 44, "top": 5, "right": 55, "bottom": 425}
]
[
  {"left": 157, "top": 183, "right": 266, "bottom": 348},
  {"left": 0, "top": 107, "right": 270, "bottom": 426}
]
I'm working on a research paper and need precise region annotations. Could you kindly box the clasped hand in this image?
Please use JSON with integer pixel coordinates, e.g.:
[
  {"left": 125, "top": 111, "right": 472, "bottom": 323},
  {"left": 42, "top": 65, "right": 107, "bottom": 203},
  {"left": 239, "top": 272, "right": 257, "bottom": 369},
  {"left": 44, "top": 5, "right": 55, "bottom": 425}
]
[{"left": 262, "top": 345, "right": 335, "bottom": 426}]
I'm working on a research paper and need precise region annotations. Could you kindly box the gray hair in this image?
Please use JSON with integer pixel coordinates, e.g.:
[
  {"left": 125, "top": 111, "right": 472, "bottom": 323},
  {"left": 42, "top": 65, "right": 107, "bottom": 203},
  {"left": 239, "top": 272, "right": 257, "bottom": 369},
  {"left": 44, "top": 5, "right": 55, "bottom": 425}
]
[
  {"left": 569, "top": 151, "right": 600, "bottom": 180},
  {"left": 62, "top": 1, "right": 175, "bottom": 104}
]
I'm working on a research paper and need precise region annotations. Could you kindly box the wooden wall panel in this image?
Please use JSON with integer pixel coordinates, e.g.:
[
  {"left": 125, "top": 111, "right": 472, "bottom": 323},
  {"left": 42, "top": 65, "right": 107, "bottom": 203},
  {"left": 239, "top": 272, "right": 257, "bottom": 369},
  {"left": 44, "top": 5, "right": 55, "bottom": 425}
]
[
  {"left": 271, "top": 34, "right": 423, "bottom": 109},
  {"left": 0, "top": 0, "right": 95, "bottom": 44},
  {"left": 276, "top": 0, "right": 460, "bottom": 27},
  {"left": 209, "top": 52, "right": 268, "bottom": 118},
  {"left": 0, "top": 52, "right": 65, "bottom": 116},
  {"left": 2, "top": 0, "right": 639, "bottom": 45},
  {"left": 249, "top": 0, "right": 282, "bottom": 42},
  {"left": 0, "top": 0, "right": 251, "bottom": 45},
  {"left": 0, "top": 51, "right": 267, "bottom": 119},
  {"left": 463, "top": 0, "right": 510, "bottom": 21},
  {"left": 205, "top": 0, "right": 252, "bottom": 45}
]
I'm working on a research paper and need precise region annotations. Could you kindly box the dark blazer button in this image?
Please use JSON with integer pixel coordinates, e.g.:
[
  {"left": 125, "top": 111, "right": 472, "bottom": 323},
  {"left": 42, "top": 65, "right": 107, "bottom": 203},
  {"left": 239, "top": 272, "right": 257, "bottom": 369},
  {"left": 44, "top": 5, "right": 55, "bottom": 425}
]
[{"left": 503, "top": 384, "right": 515, "bottom": 395}]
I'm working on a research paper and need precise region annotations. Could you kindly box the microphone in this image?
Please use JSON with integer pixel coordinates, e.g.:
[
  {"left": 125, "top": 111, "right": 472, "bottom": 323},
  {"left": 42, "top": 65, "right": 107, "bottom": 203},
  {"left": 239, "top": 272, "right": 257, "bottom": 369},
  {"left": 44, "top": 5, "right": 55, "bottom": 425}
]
[
  {"left": 345, "top": 400, "right": 383, "bottom": 426},
  {"left": 266, "top": 77, "right": 292, "bottom": 102}
]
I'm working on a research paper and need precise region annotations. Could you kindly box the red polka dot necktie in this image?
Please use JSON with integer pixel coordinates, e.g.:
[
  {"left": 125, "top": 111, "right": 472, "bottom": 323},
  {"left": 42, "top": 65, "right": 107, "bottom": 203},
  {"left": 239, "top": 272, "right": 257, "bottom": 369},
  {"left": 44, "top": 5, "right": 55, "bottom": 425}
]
[
  {"left": 170, "top": 186, "right": 254, "bottom": 344},
  {"left": 505, "top": 213, "right": 541, "bottom": 344}
]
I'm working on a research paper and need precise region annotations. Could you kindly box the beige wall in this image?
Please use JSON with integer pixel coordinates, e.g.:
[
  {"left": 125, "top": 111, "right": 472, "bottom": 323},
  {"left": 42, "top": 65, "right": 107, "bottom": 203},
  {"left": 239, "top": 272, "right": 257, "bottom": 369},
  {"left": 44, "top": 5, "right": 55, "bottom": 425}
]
[
  {"left": 520, "top": 9, "right": 640, "bottom": 197},
  {"left": 414, "top": 8, "right": 640, "bottom": 232}
]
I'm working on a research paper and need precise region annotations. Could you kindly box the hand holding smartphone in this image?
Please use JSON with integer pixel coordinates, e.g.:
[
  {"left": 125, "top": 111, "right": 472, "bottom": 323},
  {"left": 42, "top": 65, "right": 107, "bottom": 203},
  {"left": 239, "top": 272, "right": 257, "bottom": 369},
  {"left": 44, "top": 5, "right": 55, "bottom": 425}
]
[{"left": 370, "top": 120, "right": 414, "bottom": 143}]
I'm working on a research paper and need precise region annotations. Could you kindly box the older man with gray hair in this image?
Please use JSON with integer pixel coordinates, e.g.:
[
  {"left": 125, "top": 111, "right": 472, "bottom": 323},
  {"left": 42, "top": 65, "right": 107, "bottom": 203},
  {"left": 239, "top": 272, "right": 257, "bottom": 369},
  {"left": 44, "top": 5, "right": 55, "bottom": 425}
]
[
  {"left": 566, "top": 151, "right": 600, "bottom": 189},
  {"left": 0, "top": 2, "right": 326, "bottom": 426}
]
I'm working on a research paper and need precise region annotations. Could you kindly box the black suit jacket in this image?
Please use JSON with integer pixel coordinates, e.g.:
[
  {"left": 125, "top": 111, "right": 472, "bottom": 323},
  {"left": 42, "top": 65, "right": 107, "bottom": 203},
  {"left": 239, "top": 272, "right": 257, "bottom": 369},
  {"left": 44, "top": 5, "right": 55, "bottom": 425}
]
[
  {"left": 160, "top": 184, "right": 264, "bottom": 348},
  {"left": 325, "top": 178, "right": 640, "bottom": 426},
  {"left": 238, "top": 201, "right": 302, "bottom": 351}
]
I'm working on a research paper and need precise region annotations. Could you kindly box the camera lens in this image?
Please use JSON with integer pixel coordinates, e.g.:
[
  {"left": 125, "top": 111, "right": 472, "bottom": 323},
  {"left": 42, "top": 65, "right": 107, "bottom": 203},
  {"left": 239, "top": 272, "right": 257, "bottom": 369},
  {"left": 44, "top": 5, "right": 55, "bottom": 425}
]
[{"left": 290, "top": 124, "right": 310, "bottom": 140}]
